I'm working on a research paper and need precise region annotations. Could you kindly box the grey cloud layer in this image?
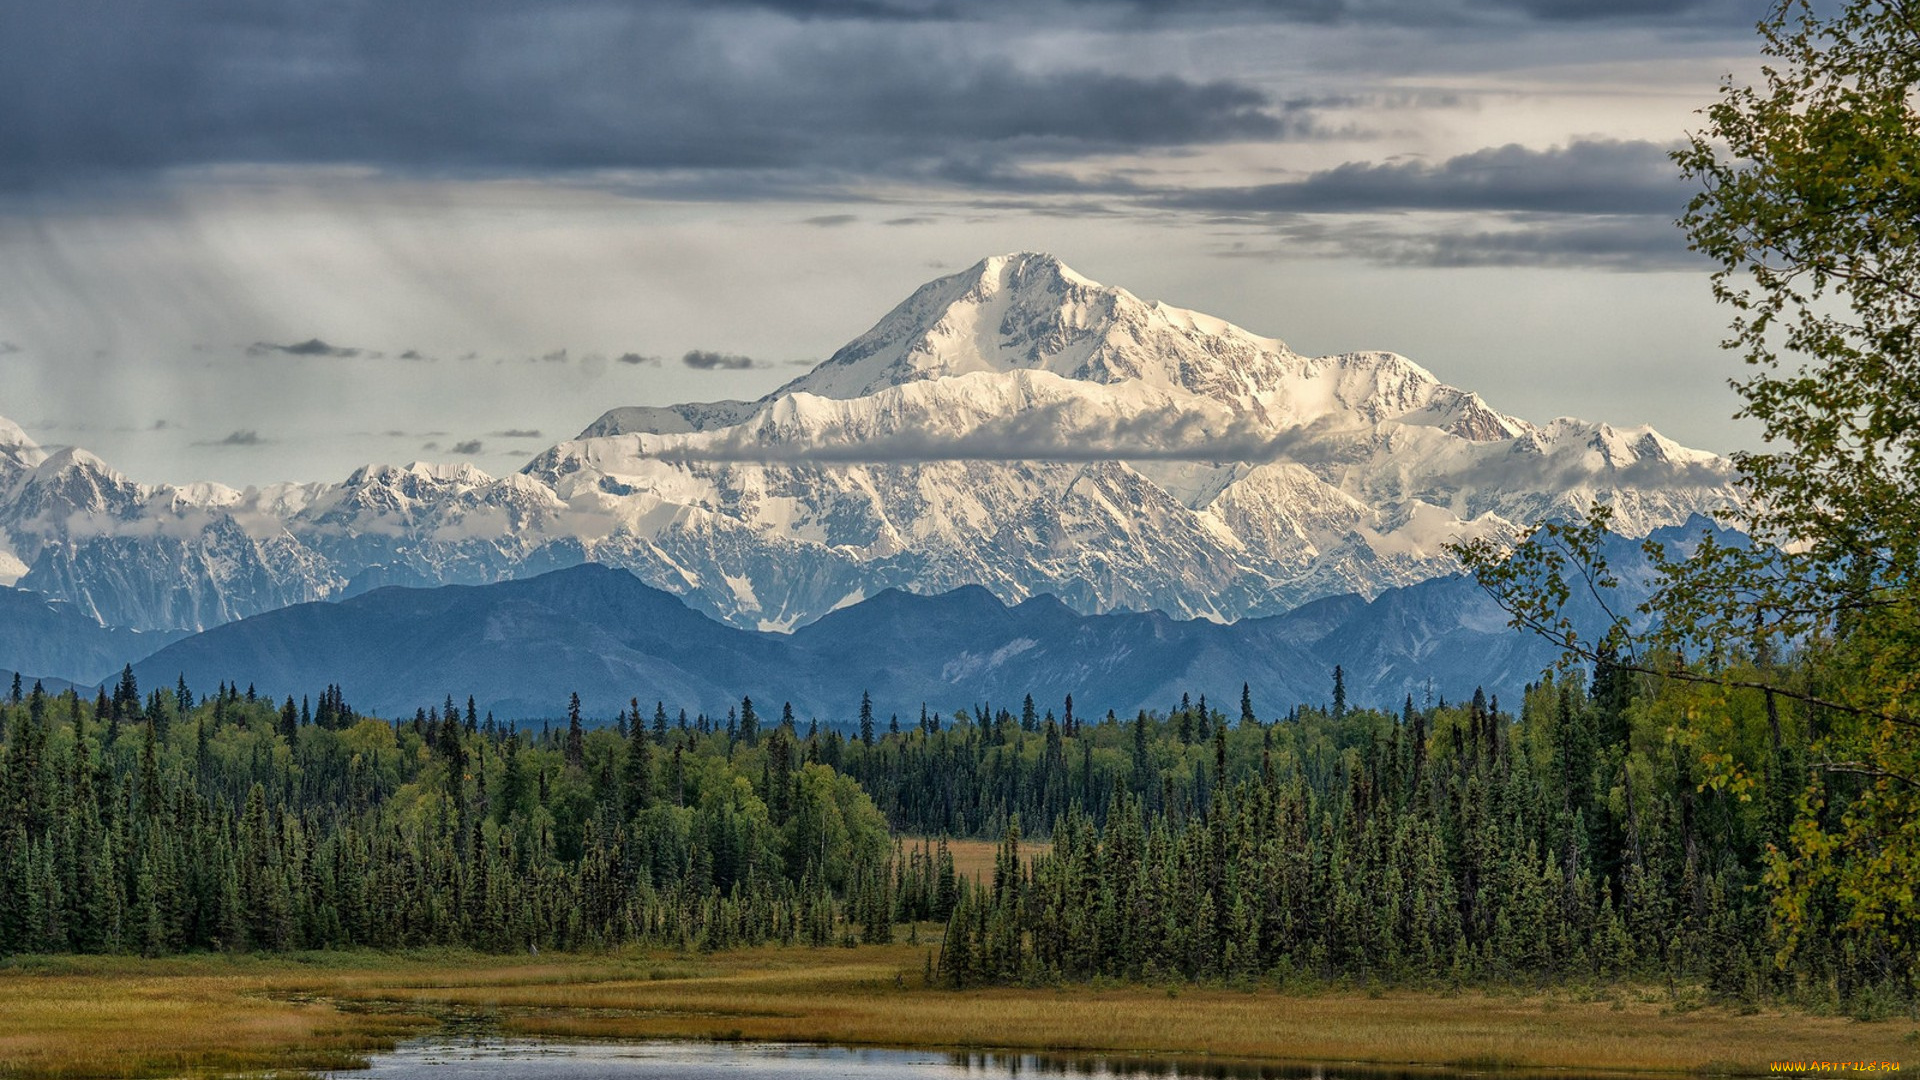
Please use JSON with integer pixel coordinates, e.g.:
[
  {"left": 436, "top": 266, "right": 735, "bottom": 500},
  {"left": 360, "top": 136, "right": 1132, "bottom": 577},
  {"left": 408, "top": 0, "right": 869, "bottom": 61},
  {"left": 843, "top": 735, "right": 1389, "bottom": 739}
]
[
  {"left": 4, "top": 0, "right": 1727, "bottom": 195},
  {"left": 0, "top": 2, "right": 1285, "bottom": 191},
  {"left": 0, "top": 0, "right": 1747, "bottom": 298},
  {"left": 1223, "top": 210, "right": 1700, "bottom": 270},
  {"left": 732, "top": 0, "right": 1745, "bottom": 23},
  {"left": 1170, "top": 140, "right": 1688, "bottom": 216},
  {"left": 1188, "top": 140, "right": 1703, "bottom": 270},
  {"left": 682, "top": 350, "right": 765, "bottom": 370},
  {"left": 194, "top": 429, "right": 266, "bottom": 447},
  {"left": 246, "top": 338, "right": 373, "bottom": 359}
]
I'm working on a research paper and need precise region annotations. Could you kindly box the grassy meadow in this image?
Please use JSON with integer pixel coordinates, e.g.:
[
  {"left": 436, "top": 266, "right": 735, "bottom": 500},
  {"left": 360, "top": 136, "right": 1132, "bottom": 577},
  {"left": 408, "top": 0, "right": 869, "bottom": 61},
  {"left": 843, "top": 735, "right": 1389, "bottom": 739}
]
[
  {"left": 921, "top": 837, "right": 1047, "bottom": 884},
  {"left": 1, "top": 943, "right": 1914, "bottom": 1079}
]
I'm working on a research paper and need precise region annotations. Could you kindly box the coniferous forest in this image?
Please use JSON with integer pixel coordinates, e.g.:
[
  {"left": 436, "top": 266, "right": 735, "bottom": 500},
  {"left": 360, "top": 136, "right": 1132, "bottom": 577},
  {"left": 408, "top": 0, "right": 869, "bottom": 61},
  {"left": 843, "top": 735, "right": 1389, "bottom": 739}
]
[{"left": 0, "top": 658, "right": 1910, "bottom": 1012}]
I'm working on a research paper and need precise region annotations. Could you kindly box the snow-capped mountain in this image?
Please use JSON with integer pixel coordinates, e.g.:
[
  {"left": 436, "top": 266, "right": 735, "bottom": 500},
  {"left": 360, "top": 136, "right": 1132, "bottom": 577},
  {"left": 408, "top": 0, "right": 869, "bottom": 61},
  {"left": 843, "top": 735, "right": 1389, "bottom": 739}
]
[{"left": 0, "top": 253, "right": 1738, "bottom": 634}]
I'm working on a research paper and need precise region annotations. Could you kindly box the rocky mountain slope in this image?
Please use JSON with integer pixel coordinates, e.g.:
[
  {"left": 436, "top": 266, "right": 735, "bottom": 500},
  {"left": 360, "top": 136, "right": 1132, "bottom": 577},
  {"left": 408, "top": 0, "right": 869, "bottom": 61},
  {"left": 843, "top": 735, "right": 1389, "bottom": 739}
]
[{"left": 0, "top": 254, "right": 1737, "bottom": 634}]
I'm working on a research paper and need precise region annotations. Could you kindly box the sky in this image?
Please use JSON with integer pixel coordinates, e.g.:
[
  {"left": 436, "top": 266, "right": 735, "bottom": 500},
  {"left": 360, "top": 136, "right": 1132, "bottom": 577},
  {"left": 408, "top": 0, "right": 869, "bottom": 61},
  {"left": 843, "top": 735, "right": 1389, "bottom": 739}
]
[{"left": 0, "top": 0, "right": 1773, "bottom": 488}]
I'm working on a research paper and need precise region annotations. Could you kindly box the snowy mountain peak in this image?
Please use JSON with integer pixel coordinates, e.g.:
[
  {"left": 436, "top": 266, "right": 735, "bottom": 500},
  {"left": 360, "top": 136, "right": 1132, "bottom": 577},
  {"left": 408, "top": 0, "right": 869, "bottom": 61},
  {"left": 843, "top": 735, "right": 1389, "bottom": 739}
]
[
  {"left": 777, "top": 252, "right": 1301, "bottom": 404},
  {"left": 0, "top": 414, "right": 44, "bottom": 455},
  {"left": 0, "top": 260, "right": 1739, "bottom": 636},
  {"left": 0, "top": 414, "right": 50, "bottom": 489},
  {"left": 5, "top": 445, "right": 143, "bottom": 525},
  {"left": 33, "top": 445, "right": 116, "bottom": 476}
]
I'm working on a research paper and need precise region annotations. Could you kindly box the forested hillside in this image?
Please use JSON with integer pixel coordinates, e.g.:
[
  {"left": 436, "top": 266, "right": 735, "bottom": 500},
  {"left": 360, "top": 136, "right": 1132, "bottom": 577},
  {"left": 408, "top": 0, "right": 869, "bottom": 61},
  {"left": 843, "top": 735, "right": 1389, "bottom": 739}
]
[
  {"left": 0, "top": 661, "right": 1906, "bottom": 1010},
  {"left": 0, "top": 674, "right": 896, "bottom": 955}
]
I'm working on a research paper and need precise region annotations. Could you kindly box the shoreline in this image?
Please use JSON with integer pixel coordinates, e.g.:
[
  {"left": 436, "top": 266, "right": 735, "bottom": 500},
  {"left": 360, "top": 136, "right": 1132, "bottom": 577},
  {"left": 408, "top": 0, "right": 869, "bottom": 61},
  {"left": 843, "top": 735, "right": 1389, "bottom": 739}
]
[
  {"left": 353, "top": 1032, "right": 1727, "bottom": 1080},
  {"left": 0, "top": 946, "right": 1912, "bottom": 1078}
]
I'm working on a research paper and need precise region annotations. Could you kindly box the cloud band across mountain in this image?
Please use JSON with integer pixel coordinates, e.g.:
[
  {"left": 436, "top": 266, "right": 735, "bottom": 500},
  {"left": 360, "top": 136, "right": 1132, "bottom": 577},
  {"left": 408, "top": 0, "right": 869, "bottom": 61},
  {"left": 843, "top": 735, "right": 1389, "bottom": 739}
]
[
  {"left": 626, "top": 389, "right": 1732, "bottom": 501},
  {"left": 648, "top": 403, "right": 1326, "bottom": 464}
]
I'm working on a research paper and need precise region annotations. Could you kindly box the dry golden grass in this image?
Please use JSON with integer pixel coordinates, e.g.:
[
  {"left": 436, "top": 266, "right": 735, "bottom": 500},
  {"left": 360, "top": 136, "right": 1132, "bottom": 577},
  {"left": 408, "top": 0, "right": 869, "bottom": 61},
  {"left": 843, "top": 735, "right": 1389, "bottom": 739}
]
[
  {"left": 3, "top": 946, "right": 1915, "bottom": 1078},
  {"left": 0, "top": 953, "right": 434, "bottom": 1078},
  {"left": 917, "top": 837, "right": 1047, "bottom": 884},
  {"left": 329, "top": 944, "right": 1920, "bottom": 1075}
]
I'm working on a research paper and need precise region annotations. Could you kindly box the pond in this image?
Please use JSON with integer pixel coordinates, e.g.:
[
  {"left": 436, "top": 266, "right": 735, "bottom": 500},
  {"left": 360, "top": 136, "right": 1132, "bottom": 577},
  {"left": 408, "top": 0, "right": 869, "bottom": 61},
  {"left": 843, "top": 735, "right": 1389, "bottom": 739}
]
[{"left": 340, "top": 1038, "right": 1565, "bottom": 1080}]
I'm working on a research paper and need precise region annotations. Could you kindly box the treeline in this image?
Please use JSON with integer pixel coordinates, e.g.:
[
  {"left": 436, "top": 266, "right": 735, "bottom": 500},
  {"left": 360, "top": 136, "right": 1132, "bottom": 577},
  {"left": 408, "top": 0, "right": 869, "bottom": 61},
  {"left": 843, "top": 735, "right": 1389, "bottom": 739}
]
[
  {"left": 0, "top": 673, "right": 908, "bottom": 956},
  {"left": 926, "top": 667, "right": 1912, "bottom": 1009},
  {"left": 838, "top": 688, "right": 1286, "bottom": 838},
  {"left": 0, "top": 663, "right": 1909, "bottom": 1008}
]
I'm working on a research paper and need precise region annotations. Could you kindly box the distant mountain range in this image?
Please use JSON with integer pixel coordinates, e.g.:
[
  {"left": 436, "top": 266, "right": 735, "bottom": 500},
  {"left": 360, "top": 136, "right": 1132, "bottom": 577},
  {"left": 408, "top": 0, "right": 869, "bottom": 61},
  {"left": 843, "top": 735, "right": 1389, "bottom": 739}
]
[
  {"left": 0, "top": 585, "right": 185, "bottom": 686},
  {"left": 0, "top": 253, "right": 1737, "bottom": 640},
  {"left": 110, "top": 517, "right": 1719, "bottom": 722}
]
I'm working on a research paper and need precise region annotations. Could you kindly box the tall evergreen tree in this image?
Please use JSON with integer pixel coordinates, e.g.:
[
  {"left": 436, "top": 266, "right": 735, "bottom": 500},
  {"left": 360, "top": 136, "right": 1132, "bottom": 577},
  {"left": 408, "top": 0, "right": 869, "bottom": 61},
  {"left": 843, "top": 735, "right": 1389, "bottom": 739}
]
[
  {"left": 566, "top": 692, "right": 585, "bottom": 769},
  {"left": 739, "top": 697, "right": 759, "bottom": 747}
]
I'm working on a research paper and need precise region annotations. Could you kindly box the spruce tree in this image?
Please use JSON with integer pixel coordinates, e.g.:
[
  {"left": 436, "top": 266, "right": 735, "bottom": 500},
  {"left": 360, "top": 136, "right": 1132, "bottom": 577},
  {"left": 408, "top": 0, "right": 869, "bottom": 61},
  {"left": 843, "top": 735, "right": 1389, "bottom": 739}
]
[
  {"left": 739, "top": 697, "right": 758, "bottom": 746},
  {"left": 623, "top": 701, "right": 653, "bottom": 818},
  {"left": 565, "top": 692, "right": 585, "bottom": 769}
]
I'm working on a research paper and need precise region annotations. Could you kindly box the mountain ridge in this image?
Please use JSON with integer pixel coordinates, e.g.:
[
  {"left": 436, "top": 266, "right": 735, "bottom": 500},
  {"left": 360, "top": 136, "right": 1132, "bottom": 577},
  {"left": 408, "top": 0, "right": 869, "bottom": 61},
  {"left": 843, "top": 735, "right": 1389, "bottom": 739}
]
[
  {"left": 0, "top": 252, "right": 1737, "bottom": 635},
  {"left": 127, "top": 517, "right": 1721, "bottom": 722}
]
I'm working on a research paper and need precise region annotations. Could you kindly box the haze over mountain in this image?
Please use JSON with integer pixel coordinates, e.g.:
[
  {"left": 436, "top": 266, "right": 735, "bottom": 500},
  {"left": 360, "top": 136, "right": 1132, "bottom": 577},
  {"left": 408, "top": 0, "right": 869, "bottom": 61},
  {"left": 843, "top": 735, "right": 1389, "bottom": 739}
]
[
  {"left": 0, "top": 582, "right": 183, "bottom": 687},
  {"left": 0, "top": 254, "right": 1736, "bottom": 638},
  {"left": 130, "top": 517, "right": 1709, "bottom": 723}
]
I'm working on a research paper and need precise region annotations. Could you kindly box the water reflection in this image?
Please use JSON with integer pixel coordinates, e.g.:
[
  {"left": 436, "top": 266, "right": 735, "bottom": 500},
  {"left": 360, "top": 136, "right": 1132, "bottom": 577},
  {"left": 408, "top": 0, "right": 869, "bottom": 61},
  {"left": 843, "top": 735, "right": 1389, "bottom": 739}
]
[{"left": 342, "top": 1038, "right": 1609, "bottom": 1080}]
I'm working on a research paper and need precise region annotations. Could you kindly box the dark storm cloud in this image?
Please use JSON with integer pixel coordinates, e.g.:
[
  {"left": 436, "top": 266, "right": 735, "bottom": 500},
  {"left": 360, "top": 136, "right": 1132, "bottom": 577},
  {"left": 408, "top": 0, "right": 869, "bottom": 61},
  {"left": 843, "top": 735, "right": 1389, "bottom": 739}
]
[
  {"left": 683, "top": 350, "right": 765, "bottom": 371},
  {"left": 1166, "top": 140, "right": 1688, "bottom": 217},
  {"left": 0, "top": 1, "right": 1288, "bottom": 193},
  {"left": 246, "top": 338, "right": 372, "bottom": 359},
  {"left": 0, "top": 342, "right": 20, "bottom": 355},
  {"left": 802, "top": 214, "right": 859, "bottom": 227},
  {"left": 616, "top": 353, "right": 662, "bottom": 366},
  {"left": 734, "top": 0, "right": 1735, "bottom": 22},
  {"left": 451, "top": 439, "right": 484, "bottom": 455},
  {"left": 493, "top": 428, "right": 542, "bottom": 438}
]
